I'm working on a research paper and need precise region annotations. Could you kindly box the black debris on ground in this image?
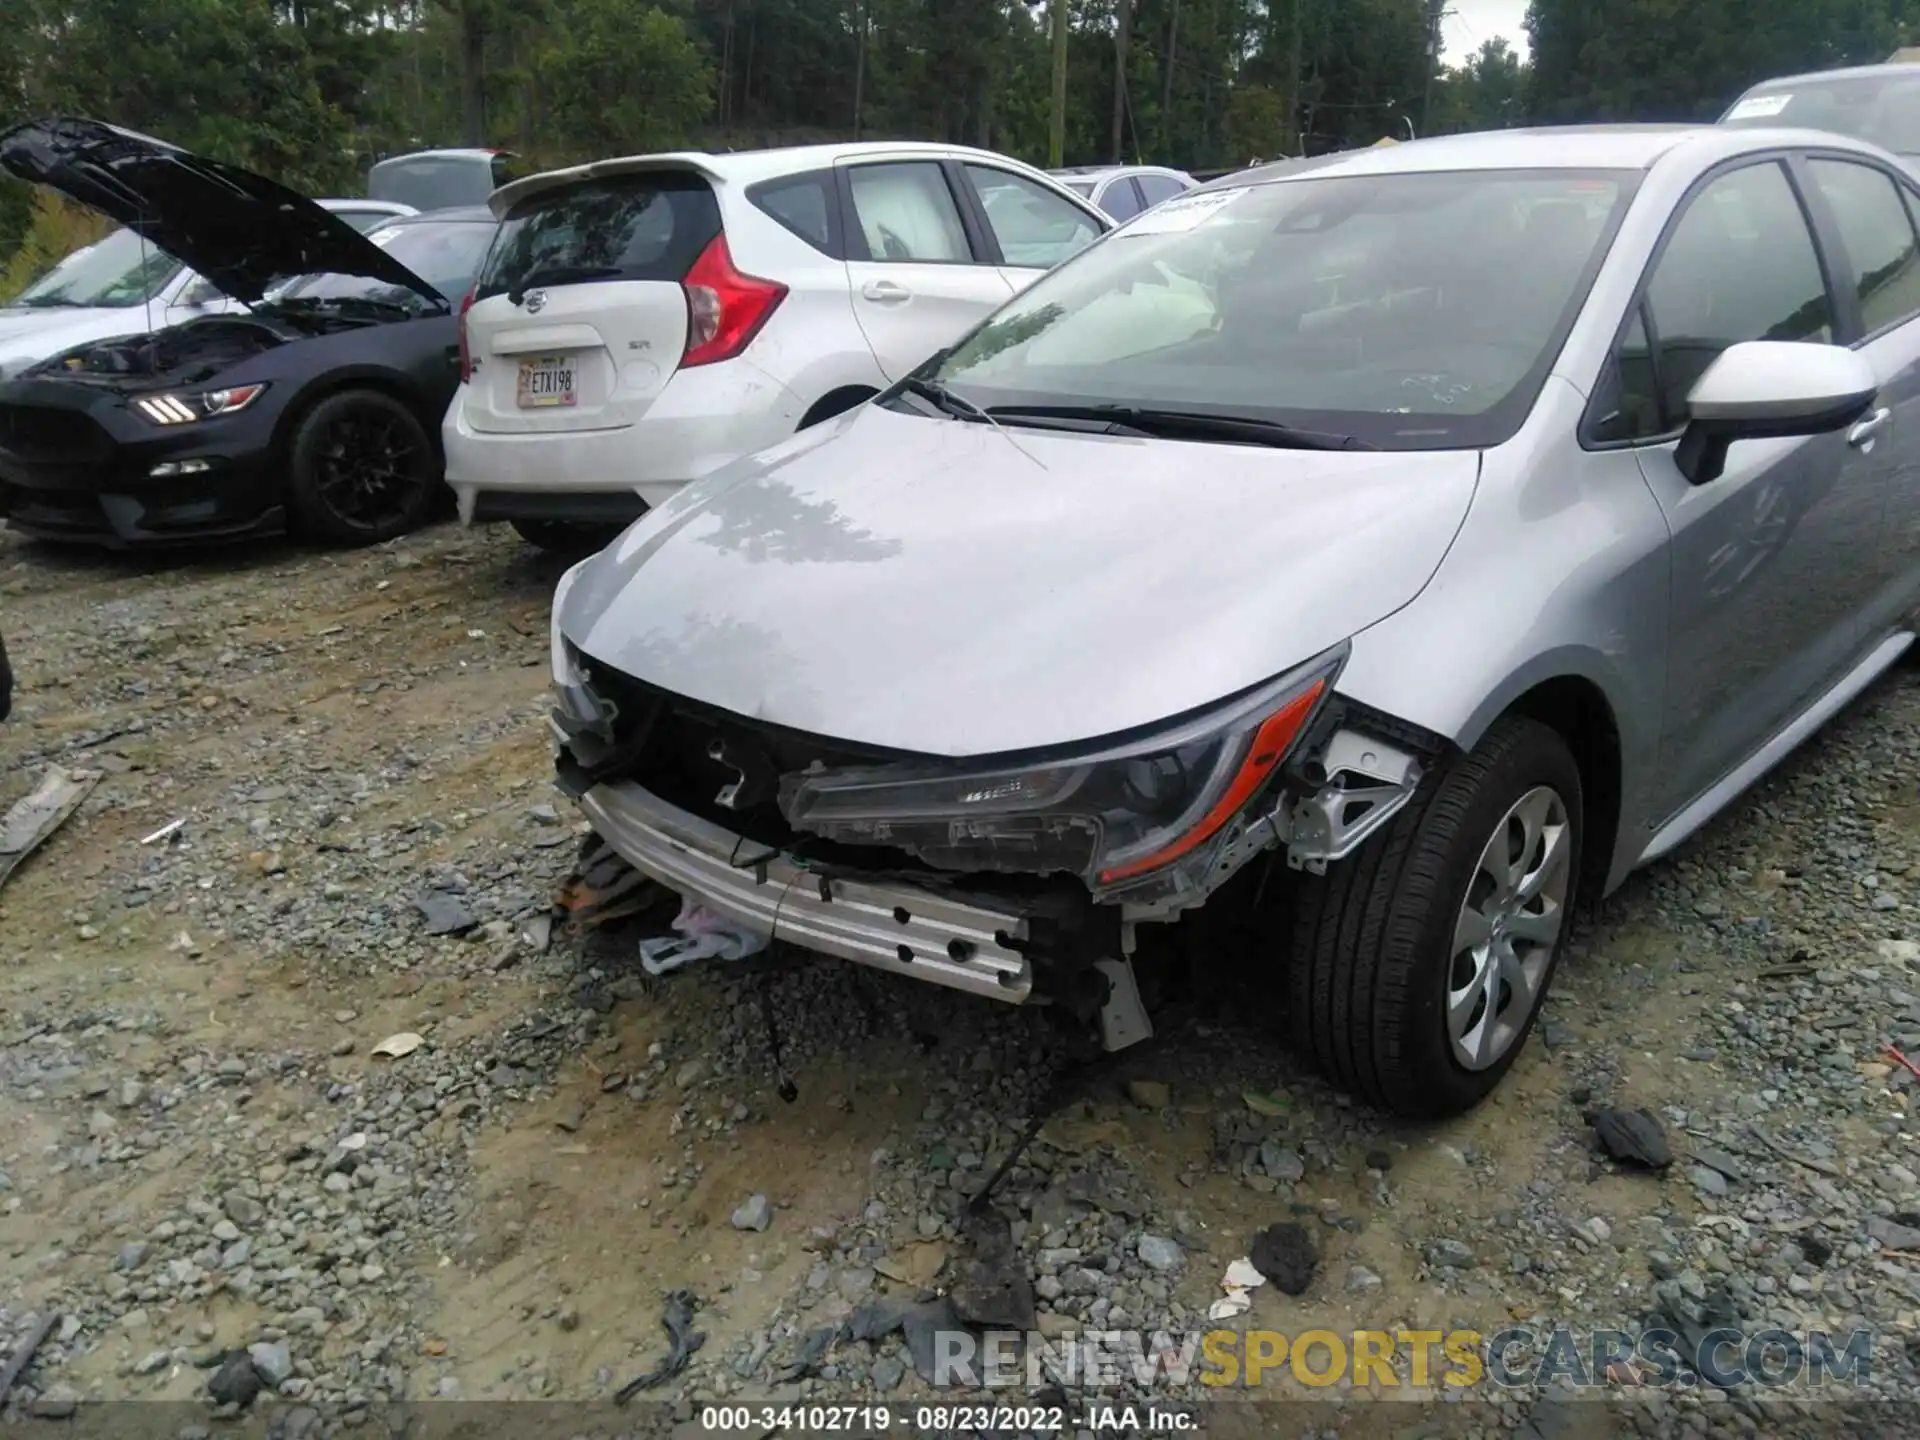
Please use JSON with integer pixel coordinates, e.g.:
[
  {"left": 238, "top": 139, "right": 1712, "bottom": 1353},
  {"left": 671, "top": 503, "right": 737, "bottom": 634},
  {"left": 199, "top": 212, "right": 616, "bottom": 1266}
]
[
  {"left": 948, "top": 1207, "right": 1035, "bottom": 1329},
  {"left": 1584, "top": 1106, "right": 1673, "bottom": 1169},
  {"left": 614, "top": 1289, "right": 704, "bottom": 1402},
  {"left": 206, "top": 1350, "right": 263, "bottom": 1408},
  {"left": 1248, "top": 1222, "right": 1318, "bottom": 1295}
]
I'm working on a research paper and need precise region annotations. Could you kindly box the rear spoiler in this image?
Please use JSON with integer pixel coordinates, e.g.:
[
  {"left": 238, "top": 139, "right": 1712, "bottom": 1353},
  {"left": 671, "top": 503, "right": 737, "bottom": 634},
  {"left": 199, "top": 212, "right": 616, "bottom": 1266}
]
[{"left": 490, "top": 153, "right": 729, "bottom": 217}]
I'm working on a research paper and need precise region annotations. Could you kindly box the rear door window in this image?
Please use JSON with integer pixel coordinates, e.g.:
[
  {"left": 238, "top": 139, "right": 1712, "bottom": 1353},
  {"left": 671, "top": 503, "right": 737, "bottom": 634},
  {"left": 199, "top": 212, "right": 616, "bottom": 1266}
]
[
  {"left": 476, "top": 174, "right": 720, "bottom": 301},
  {"left": 845, "top": 163, "right": 973, "bottom": 262}
]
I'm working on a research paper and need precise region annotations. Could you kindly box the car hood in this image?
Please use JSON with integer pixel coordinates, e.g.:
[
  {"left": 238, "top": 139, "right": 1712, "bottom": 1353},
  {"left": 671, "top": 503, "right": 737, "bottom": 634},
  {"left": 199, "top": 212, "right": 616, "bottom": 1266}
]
[
  {"left": 560, "top": 404, "right": 1481, "bottom": 757},
  {"left": 0, "top": 117, "right": 444, "bottom": 309}
]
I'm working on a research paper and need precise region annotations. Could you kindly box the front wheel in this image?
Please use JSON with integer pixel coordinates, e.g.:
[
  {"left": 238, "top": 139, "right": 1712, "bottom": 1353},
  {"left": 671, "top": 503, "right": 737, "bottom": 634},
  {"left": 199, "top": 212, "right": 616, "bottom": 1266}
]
[
  {"left": 1287, "top": 715, "right": 1582, "bottom": 1118},
  {"left": 285, "top": 390, "right": 439, "bottom": 545}
]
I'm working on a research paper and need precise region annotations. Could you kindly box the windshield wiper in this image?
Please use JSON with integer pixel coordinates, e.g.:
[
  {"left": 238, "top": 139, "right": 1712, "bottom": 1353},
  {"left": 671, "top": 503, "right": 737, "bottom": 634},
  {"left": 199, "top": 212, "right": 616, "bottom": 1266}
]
[
  {"left": 13, "top": 295, "right": 81, "bottom": 309},
  {"left": 506, "top": 265, "right": 622, "bottom": 304},
  {"left": 896, "top": 375, "right": 1048, "bottom": 470},
  {"left": 986, "top": 403, "right": 1377, "bottom": 451},
  {"left": 898, "top": 374, "right": 992, "bottom": 422}
]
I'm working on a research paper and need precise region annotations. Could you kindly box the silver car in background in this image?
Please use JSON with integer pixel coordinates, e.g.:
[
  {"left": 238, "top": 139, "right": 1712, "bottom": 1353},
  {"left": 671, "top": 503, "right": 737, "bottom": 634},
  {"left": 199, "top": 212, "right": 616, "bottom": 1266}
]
[
  {"left": 550, "top": 125, "right": 1920, "bottom": 1117},
  {"left": 1052, "top": 164, "right": 1196, "bottom": 220}
]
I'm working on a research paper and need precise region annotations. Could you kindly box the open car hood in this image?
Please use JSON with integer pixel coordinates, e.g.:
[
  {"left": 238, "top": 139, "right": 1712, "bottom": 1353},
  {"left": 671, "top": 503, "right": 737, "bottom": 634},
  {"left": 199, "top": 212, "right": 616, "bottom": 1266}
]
[{"left": 0, "top": 117, "right": 445, "bottom": 309}]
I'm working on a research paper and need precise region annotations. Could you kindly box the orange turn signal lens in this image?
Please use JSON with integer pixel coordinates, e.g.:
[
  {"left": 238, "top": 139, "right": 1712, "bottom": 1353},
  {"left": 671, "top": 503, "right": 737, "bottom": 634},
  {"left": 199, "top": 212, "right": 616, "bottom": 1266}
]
[{"left": 1096, "top": 679, "right": 1326, "bottom": 885}]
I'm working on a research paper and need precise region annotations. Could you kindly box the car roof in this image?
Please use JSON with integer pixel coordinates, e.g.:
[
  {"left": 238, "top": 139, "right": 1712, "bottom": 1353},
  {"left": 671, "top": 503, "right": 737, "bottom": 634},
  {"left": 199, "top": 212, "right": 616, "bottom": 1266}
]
[
  {"left": 318, "top": 198, "right": 416, "bottom": 215},
  {"left": 491, "top": 141, "right": 1080, "bottom": 214},
  {"left": 1192, "top": 124, "right": 1894, "bottom": 188},
  {"left": 1736, "top": 62, "right": 1920, "bottom": 91},
  {"left": 379, "top": 204, "right": 497, "bottom": 225},
  {"left": 1053, "top": 164, "right": 1189, "bottom": 180},
  {"left": 372, "top": 148, "right": 510, "bottom": 164}
]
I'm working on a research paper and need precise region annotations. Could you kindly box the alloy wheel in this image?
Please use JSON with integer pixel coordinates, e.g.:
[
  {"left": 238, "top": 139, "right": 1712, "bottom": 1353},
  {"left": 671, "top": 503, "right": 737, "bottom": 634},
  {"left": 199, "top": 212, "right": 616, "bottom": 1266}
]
[
  {"left": 313, "top": 410, "right": 426, "bottom": 533},
  {"left": 1446, "top": 784, "right": 1571, "bottom": 1071}
]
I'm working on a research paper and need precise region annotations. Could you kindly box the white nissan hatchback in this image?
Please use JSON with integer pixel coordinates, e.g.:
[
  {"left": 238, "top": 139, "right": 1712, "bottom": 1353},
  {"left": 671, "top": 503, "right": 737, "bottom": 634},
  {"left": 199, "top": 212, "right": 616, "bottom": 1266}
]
[{"left": 443, "top": 142, "right": 1111, "bottom": 551}]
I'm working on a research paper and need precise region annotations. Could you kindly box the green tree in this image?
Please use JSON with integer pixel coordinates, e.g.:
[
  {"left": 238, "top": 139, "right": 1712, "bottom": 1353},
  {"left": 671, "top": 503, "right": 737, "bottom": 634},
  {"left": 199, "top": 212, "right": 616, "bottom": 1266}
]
[
  {"left": 1527, "top": 0, "right": 1901, "bottom": 123},
  {"left": 539, "top": 1, "right": 714, "bottom": 156},
  {"left": 1430, "top": 36, "right": 1526, "bottom": 134}
]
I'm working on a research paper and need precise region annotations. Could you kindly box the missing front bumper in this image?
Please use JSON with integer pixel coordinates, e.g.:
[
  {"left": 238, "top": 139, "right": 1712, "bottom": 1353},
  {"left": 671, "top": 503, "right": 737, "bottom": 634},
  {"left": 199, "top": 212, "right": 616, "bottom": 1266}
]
[{"left": 574, "top": 778, "right": 1036, "bottom": 1003}]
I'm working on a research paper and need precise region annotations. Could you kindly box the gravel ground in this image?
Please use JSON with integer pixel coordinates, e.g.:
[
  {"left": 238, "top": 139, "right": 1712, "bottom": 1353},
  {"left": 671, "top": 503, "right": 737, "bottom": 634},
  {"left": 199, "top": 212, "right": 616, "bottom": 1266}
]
[{"left": 4, "top": 521, "right": 1920, "bottom": 1438}]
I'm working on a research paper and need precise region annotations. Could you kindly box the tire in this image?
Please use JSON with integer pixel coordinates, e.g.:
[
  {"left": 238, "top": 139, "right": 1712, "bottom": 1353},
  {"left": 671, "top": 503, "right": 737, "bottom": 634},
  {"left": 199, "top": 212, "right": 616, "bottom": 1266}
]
[
  {"left": 509, "top": 518, "right": 628, "bottom": 555},
  {"left": 284, "top": 390, "right": 439, "bottom": 546},
  {"left": 1287, "top": 715, "right": 1583, "bottom": 1118}
]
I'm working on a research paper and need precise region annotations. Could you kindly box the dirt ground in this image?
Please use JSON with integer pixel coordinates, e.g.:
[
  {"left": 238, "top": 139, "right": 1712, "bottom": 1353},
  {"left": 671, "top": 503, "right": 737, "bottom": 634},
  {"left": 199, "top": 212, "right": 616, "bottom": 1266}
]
[{"left": 4, "top": 519, "right": 1920, "bottom": 1436}]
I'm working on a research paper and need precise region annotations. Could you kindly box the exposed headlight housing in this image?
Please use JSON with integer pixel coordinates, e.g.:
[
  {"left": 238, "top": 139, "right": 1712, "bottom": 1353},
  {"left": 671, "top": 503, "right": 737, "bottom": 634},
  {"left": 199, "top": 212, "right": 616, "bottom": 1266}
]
[
  {"left": 134, "top": 383, "right": 268, "bottom": 426},
  {"left": 549, "top": 558, "right": 612, "bottom": 747},
  {"left": 779, "top": 647, "right": 1345, "bottom": 901}
]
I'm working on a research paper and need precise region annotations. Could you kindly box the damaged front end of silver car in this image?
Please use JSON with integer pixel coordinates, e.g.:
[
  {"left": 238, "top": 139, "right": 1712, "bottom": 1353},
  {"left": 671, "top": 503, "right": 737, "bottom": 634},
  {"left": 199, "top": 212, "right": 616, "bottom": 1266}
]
[{"left": 550, "top": 619, "right": 1436, "bottom": 1057}]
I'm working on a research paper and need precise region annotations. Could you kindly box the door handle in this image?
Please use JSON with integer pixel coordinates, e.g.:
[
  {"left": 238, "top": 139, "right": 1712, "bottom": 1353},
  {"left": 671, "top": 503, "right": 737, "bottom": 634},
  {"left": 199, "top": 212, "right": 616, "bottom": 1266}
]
[
  {"left": 862, "top": 279, "right": 911, "bottom": 304},
  {"left": 1849, "top": 407, "right": 1892, "bottom": 448}
]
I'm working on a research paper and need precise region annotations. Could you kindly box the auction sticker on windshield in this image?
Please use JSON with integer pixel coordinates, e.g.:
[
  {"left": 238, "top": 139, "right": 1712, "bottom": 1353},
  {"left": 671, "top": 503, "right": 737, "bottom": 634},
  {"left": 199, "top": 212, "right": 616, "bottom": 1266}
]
[
  {"left": 1725, "top": 93, "right": 1792, "bottom": 120},
  {"left": 366, "top": 227, "right": 405, "bottom": 248},
  {"left": 1121, "top": 187, "right": 1248, "bottom": 235},
  {"left": 517, "top": 355, "right": 577, "bottom": 408}
]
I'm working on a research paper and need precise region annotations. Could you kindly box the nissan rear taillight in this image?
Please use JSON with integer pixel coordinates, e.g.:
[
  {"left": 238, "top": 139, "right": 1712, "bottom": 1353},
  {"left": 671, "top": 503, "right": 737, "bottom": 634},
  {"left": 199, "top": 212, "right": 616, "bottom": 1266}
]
[
  {"left": 680, "top": 233, "right": 787, "bottom": 368},
  {"left": 456, "top": 287, "right": 476, "bottom": 382}
]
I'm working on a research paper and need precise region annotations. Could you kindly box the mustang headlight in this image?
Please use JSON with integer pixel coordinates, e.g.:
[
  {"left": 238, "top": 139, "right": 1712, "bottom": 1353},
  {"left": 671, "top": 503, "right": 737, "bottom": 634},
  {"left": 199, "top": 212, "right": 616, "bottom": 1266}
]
[
  {"left": 134, "top": 383, "right": 268, "bottom": 426},
  {"left": 779, "top": 647, "right": 1345, "bottom": 893}
]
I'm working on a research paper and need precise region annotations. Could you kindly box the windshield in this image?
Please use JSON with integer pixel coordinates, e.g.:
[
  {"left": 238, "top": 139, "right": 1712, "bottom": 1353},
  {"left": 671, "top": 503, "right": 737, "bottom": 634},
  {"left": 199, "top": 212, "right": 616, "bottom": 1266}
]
[
  {"left": 277, "top": 219, "right": 497, "bottom": 310},
  {"left": 1064, "top": 179, "right": 1096, "bottom": 197},
  {"left": 917, "top": 168, "right": 1635, "bottom": 449},
  {"left": 10, "top": 228, "right": 183, "bottom": 309},
  {"left": 1721, "top": 73, "right": 1920, "bottom": 154}
]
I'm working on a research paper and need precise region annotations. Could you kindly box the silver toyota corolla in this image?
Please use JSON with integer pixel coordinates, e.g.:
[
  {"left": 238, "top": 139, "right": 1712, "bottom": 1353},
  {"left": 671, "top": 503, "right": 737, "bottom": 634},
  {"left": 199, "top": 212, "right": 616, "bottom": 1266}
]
[{"left": 549, "top": 124, "right": 1920, "bottom": 1117}]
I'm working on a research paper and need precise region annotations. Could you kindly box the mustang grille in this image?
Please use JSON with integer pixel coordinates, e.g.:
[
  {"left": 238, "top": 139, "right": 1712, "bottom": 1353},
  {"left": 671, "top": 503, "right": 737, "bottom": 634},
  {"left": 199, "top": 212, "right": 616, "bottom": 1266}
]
[{"left": 0, "top": 404, "right": 112, "bottom": 462}]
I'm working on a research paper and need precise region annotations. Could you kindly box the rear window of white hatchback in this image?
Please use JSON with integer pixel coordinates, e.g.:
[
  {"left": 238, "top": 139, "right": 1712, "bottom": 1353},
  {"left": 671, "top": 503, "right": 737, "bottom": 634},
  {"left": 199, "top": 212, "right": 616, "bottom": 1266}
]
[{"left": 475, "top": 174, "right": 722, "bottom": 302}]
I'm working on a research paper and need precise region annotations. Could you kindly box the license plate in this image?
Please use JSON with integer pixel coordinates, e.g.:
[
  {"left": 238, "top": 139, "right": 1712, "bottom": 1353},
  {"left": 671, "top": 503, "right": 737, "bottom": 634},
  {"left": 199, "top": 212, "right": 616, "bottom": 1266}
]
[{"left": 517, "top": 355, "right": 577, "bottom": 408}]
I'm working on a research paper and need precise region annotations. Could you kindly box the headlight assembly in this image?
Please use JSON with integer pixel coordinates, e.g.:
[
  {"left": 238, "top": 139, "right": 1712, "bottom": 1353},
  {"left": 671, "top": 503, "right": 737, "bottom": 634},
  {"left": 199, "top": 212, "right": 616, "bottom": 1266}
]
[
  {"left": 779, "top": 646, "right": 1345, "bottom": 897},
  {"left": 134, "top": 383, "right": 267, "bottom": 426}
]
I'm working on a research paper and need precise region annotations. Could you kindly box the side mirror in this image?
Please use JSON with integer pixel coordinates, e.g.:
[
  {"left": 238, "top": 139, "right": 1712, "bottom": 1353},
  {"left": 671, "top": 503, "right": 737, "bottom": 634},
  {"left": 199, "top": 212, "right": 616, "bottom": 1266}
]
[
  {"left": 1675, "top": 340, "right": 1879, "bottom": 485},
  {"left": 177, "top": 278, "right": 222, "bottom": 309}
]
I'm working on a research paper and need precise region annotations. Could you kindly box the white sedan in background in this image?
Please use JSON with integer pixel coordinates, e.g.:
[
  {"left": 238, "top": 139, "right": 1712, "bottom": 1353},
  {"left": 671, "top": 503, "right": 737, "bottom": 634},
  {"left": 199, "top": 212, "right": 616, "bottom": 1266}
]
[{"left": 0, "top": 199, "right": 415, "bottom": 380}]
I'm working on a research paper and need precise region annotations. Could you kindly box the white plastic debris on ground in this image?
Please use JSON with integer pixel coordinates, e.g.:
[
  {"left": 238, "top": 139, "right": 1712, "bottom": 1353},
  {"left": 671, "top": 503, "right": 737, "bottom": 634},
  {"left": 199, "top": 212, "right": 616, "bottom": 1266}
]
[
  {"left": 638, "top": 898, "right": 770, "bottom": 975},
  {"left": 1207, "top": 1257, "right": 1268, "bottom": 1321}
]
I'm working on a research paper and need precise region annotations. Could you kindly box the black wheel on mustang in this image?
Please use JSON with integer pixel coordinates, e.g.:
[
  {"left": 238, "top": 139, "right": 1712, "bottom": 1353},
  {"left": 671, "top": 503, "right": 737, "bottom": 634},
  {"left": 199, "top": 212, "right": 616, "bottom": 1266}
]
[
  {"left": 1287, "top": 715, "right": 1583, "bottom": 1119},
  {"left": 285, "top": 390, "right": 439, "bottom": 545},
  {"left": 508, "top": 518, "right": 628, "bottom": 555}
]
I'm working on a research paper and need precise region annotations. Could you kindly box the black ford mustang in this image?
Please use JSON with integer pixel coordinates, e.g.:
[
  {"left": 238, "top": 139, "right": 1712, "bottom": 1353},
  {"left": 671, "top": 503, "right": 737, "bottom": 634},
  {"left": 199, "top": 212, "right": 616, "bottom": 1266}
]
[{"left": 0, "top": 118, "right": 498, "bottom": 547}]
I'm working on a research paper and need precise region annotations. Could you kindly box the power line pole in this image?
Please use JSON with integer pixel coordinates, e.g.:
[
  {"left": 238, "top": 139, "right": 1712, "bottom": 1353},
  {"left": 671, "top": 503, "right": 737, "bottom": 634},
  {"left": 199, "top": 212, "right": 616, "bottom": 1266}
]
[
  {"left": 852, "top": 0, "right": 866, "bottom": 140},
  {"left": 1421, "top": 0, "right": 1446, "bottom": 135},
  {"left": 1050, "top": 0, "right": 1069, "bottom": 167},
  {"left": 1288, "top": 0, "right": 1303, "bottom": 155}
]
